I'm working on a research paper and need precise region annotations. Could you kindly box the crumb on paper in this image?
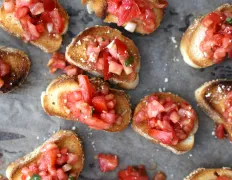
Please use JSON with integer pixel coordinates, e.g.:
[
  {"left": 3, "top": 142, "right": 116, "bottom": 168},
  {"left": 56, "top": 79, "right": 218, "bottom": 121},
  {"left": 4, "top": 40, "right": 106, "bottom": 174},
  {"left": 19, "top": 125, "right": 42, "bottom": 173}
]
[
  {"left": 163, "top": 88, "right": 166, "bottom": 91},
  {"left": 159, "top": 88, "right": 162, "bottom": 92},
  {"left": 212, "top": 131, "right": 215, "bottom": 136},
  {"left": 173, "top": 57, "right": 180, "bottom": 62},
  {"left": 72, "top": 126, "right": 76, "bottom": 131},
  {"left": 36, "top": 136, "right": 40, "bottom": 140},
  {"left": 164, "top": 78, "right": 169, "bottom": 83},
  {"left": 175, "top": 45, "right": 178, "bottom": 48},
  {"left": 170, "top": 37, "right": 177, "bottom": 44}
]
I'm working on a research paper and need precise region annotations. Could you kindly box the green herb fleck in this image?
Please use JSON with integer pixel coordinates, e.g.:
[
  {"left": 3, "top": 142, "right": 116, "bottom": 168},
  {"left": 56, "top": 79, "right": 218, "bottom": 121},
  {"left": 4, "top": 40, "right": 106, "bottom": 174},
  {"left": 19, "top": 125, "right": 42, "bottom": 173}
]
[
  {"left": 68, "top": 175, "right": 75, "bottom": 180},
  {"left": 30, "top": 175, "right": 41, "bottom": 180},
  {"left": 226, "top": 17, "right": 232, "bottom": 25},
  {"left": 102, "top": 37, "right": 105, "bottom": 41},
  {"left": 125, "top": 56, "right": 134, "bottom": 67}
]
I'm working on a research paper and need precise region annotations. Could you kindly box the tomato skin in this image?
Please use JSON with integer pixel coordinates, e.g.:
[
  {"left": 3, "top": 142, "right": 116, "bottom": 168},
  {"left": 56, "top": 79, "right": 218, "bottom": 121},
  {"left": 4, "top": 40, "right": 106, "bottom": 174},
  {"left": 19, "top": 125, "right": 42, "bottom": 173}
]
[
  {"left": 98, "top": 154, "right": 118, "bottom": 172},
  {"left": 15, "top": 6, "right": 29, "bottom": 18},
  {"left": 92, "top": 96, "right": 108, "bottom": 112},
  {"left": 114, "top": 38, "right": 128, "bottom": 57},
  {"left": 215, "top": 124, "right": 225, "bottom": 139},
  {"left": 103, "top": 50, "right": 112, "bottom": 81},
  {"left": 78, "top": 75, "right": 92, "bottom": 104},
  {"left": 148, "top": 129, "right": 174, "bottom": 145},
  {"left": 118, "top": 165, "right": 148, "bottom": 180},
  {"left": 43, "top": 0, "right": 56, "bottom": 12}
]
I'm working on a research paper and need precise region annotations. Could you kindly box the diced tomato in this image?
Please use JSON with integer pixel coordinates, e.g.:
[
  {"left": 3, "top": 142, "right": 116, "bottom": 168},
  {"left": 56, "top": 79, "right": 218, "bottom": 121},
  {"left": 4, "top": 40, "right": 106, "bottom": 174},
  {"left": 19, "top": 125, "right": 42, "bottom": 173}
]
[
  {"left": 0, "top": 78, "right": 4, "bottom": 88},
  {"left": 43, "top": 0, "right": 56, "bottom": 12},
  {"left": 98, "top": 154, "right": 118, "bottom": 172},
  {"left": 217, "top": 176, "right": 232, "bottom": 180},
  {"left": 3, "top": 0, "right": 15, "bottom": 13},
  {"left": 27, "top": 21, "right": 40, "bottom": 39},
  {"left": 30, "top": 2, "right": 44, "bottom": 15},
  {"left": 153, "top": 171, "right": 166, "bottom": 180},
  {"left": 118, "top": 165, "right": 149, "bottom": 180},
  {"left": 0, "top": 60, "right": 10, "bottom": 77},
  {"left": 107, "top": 0, "right": 121, "bottom": 14},
  {"left": 36, "top": 23, "right": 45, "bottom": 33},
  {"left": 64, "top": 65, "right": 83, "bottom": 76},
  {"left": 147, "top": 100, "right": 165, "bottom": 118},
  {"left": 56, "top": 154, "right": 68, "bottom": 165},
  {"left": 109, "top": 61, "right": 123, "bottom": 75},
  {"left": 56, "top": 168, "right": 68, "bottom": 180},
  {"left": 100, "top": 112, "right": 117, "bottom": 124},
  {"left": 78, "top": 75, "right": 92, "bottom": 104},
  {"left": 92, "top": 96, "right": 108, "bottom": 112},
  {"left": 101, "top": 84, "right": 109, "bottom": 95},
  {"left": 15, "top": 6, "right": 29, "bottom": 18},
  {"left": 103, "top": 50, "right": 112, "bottom": 80},
  {"left": 149, "top": 129, "right": 174, "bottom": 145},
  {"left": 114, "top": 38, "right": 128, "bottom": 57},
  {"left": 215, "top": 124, "right": 225, "bottom": 139},
  {"left": 81, "top": 117, "right": 111, "bottom": 130},
  {"left": 50, "top": 9, "right": 65, "bottom": 34},
  {"left": 67, "top": 153, "right": 78, "bottom": 165}
]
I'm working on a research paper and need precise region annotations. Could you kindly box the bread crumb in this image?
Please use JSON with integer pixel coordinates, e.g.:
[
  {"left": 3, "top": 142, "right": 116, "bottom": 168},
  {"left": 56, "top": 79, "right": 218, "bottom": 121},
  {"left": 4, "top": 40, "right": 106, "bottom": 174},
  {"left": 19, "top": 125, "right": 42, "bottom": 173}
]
[
  {"left": 189, "top": 154, "right": 192, "bottom": 157},
  {"left": 159, "top": 88, "right": 162, "bottom": 92},
  {"left": 77, "top": 40, "right": 81, "bottom": 45},
  {"left": 164, "top": 78, "right": 168, "bottom": 83},
  {"left": 175, "top": 45, "right": 178, "bottom": 48},
  {"left": 72, "top": 126, "right": 76, "bottom": 130},
  {"left": 163, "top": 88, "right": 166, "bottom": 91},
  {"left": 170, "top": 37, "right": 177, "bottom": 44},
  {"left": 36, "top": 136, "right": 40, "bottom": 140},
  {"left": 212, "top": 131, "right": 215, "bottom": 136}
]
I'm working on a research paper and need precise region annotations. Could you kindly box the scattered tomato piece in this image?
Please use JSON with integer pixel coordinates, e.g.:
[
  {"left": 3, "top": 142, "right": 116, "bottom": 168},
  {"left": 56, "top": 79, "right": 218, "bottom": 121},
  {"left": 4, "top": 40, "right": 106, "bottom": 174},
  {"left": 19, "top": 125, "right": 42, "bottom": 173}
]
[
  {"left": 98, "top": 154, "right": 118, "bottom": 172},
  {"left": 215, "top": 124, "right": 225, "bottom": 139},
  {"left": 118, "top": 165, "right": 148, "bottom": 180}
]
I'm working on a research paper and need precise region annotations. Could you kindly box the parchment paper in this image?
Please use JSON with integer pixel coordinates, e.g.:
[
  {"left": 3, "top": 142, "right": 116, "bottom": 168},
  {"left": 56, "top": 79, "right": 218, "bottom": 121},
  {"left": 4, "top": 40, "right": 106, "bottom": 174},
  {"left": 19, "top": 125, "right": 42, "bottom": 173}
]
[{"left": 1, "top": 0, "right": 232, "bottom": 179}]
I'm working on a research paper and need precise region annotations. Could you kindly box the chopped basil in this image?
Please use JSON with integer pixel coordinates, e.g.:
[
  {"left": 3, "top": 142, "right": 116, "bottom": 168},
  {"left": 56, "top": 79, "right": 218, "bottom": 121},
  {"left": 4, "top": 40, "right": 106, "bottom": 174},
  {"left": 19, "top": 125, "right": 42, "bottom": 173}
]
[
  {"left": 30, "top": 174, "right": 41, "bottom": 180},
  {"left": 125, "top": 56, "right": 134, "bottom": 67},
  {"left": 226, "top": 17, "right": 232, "bottom": 25},
  {"left": 68, "top": 175, "right": 75, "bottom": 180}
]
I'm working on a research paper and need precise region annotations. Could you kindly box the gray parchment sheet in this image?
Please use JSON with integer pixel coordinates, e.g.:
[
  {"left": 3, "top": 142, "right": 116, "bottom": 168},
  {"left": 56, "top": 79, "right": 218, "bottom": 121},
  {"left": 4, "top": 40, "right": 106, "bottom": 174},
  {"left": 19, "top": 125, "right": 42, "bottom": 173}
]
[{"left": 0, "top": 0, "right": 232, "bottom": 179}]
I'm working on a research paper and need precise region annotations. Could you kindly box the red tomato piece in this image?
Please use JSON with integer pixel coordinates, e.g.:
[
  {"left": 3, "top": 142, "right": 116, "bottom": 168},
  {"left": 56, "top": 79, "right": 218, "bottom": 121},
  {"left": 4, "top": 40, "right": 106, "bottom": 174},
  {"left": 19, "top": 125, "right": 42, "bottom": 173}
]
[
  {"left": 118, "top": 165, "right": 149, "bottom": 180},
  {"left": 100, "top": 112, "right": 117, "bottom": 124},
  {"left": 0, "top": 60, "right": 10, "bottom": 77},
  {"left": 67, "top": 153, "right": 78, "bottom": 165},
  {"left": 215, "top": 124, "right": 225, "bottom": 139},
  {"left": 92, "top": 96, "right": 108, "bottom": 112},
  {"left": 56, "top": 168, "right": 68, "bottom": 180},
  {"left": 0, "top": 78, "right": 4, "bottom": 88},
  {"left": 153, "top": 171, "right": 166, "bottom": 180},
  {"left": 15, "top": 6, "right": 29, "bottom": 18},
  {"left": 148, "top": 129, "right": 174, "bottom": 145},
  {"left": 103, "top": 50, "right": 112, "bottom": 80},
  {"left": 50, "top": 9, "right": 65, "bottom": 34},
  {"left": 64, "top": 65, "right": 83, "bottom": 76},
  {"left": 82, "top": 117, "right": 111, "bottom": 130},
  {"left": 30, "top": 2, "right": 44, "bottom": 15},
  {"left": 78, "top": 75, "right": 92, "bottom": 104},
  {"left": 98, "top": 154, "right": 118, "bottom": 172},
  {"left": 36, "top": 23, "right": 45, "bottom": 33},
  {"left": 147, "top": 100, "right": 165, "bottom": 118},
  {"left": 114, "top": 38, "right": 128, "bottom": 57},
  {"left": 43, "top": 0, "right": 56, "bottom": 11},
  {"left": 27, "top": 21, "right": 40, "bottom": 39}
]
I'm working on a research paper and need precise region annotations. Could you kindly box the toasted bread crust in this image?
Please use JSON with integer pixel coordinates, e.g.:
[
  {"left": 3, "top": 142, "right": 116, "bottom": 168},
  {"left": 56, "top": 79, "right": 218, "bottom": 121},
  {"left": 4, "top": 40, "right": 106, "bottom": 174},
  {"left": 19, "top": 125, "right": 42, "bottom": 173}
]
[
  {"left": 132, "top": 92, "right": 198, "bottom": 154},
  {"left": 65, "top": 26, "right": 140, "bottom": 89},
  {"left": 0, "top": 0, "right": 69, "bottom": 53},
  {"left": 195, "top": 79, "right": 232, "bottom": 139},
  {"left": 41, "top": 75, "right": 132, "bottom": 132},
  {"left": 180, "top": 3, "right": 232, "bottom": 68},
  {"left": 82, "top": 0, "right": 165, "bottom": 34},
  {"left": 0, "top": 46, "right": 30, "bottom": 93},
  {"left": 184, "top": 168, "right": 232, "bottom": 180},
  {"left": 6, "top": 130, "right": 84, "bottom": 180}
]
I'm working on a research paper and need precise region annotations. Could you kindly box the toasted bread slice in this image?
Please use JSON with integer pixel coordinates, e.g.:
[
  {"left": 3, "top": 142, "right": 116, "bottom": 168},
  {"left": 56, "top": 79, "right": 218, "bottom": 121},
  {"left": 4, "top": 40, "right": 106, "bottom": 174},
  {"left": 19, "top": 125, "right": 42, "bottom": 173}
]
[
  {"left": 0, "top": 0, "right": 69, "bottom": 53},
  {"left": 81, "top": 0, "right": 165, "bottom": 35},
  {"left": 6, "top": 130, "right": 84, "bottom": 180},
  {"left": 41, "top": 75, "right": 132, "bottom": 132},
  {"left": 184, "top": 168, "right": 232, "bottom": 180},
  {"left": 65, "top": 26, "right": 140, "bottom": 89},
  {"left": 195, "top": 79, "right": 232, "bottom": 139},
  {"left": 0, "top": 46, "right": 30, "bottom": 93},
  {"left": 180, "top": 4, "right": 232, "bottom": 68},
  {"left": 132, "top": 92, "right": 199, "bottom": 154}
]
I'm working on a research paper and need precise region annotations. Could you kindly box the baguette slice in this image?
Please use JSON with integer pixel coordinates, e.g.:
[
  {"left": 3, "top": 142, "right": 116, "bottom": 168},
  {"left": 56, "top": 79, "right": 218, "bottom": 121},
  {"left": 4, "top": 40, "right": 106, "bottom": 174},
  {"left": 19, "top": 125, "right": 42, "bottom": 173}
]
[
  {"left": 81, "top": 0, "right": 165, "bottom": 35},
  {"left": 195, "top": 79, "right": 232, "bottom": 139},
  {"left": 65, "top": 26, "right": 140, "bottom": 89},
  {"left": 6, "top": 130, "right": 84, "bottom": 180},
  {"left": 41, "top": 75, "right": 132, "bottom": 132},
  {"left": 132, "top": 92, "right": 199, "bottom": 154},
  {"left": 184, "top": 168, "right": 232, "bottom": 180},
  {"left": 180, "top": 4, "right": 231, "bottom": 68},
  {"left": 0, "top": 0, "right": 69, "bottom": 53},
  {"left": 0, "top": 46, "right": 30, "bottom": 93}
]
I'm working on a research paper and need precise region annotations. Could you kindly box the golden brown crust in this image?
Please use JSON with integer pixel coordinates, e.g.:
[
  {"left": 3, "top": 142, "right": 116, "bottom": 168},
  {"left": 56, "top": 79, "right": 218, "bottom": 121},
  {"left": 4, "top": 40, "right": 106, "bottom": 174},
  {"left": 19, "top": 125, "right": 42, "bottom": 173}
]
[
  {"left": 41, "top": 75, "right": 132, "bottom": 132},
  {"left": 0, "top": 47, "right": 30, "bottom": 93},
  {"left": 184, "top": 168, "right": 232, "bottom": 180},
  {"left": 0, "top": 0, "right": 69, "bottom": 53},
  {"left": 83, "top": 0, "right": 165, "bottom": 34},
  {"left": 6, "top": 130, "right": 84, "bottom": 180},
  {"left": 195, "top": 79, "right": 232, "bottom": 139},
  {"left": 65, "top": 26, "right": 140, "bottom": 90},
  {"left": 180, "top": 3, "right": 232, "bottom": 68},
  {"left": 132, "top": 92, "right": 198, "bottom": 154}
]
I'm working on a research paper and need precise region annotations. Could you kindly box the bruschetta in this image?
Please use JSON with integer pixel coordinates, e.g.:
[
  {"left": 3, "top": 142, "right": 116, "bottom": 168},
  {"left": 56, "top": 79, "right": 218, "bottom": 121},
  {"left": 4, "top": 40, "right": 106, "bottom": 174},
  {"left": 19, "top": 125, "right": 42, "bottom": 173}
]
[
  {"left": 66, "top": 26, "right": 140, "bottom": 89},
  {"left": 195, "top": 79, "right": 232, "bottom": 140},
  {"left": 6, "top": 130, "right": 84, "bottom": 180},
  {"left": 180, "top": 4, "right": 232, "bottom": 68},
  {"left": 132, "top": 92, "right": 198, "bottom": 154},
  {"left": 0, "top": 46, "right": 30, "bottom": 93},
  {"left": 81, "top": 0, "right": 168, "bottom": 34},
  {"left": 184, "top": 168, "right": 232, "bottom": 180},
  {"left": 0, "top": 0, "right": 69, "bottom": 53},
  {"left": 41, "top": 75, "right": 132, "bottom": 132}
]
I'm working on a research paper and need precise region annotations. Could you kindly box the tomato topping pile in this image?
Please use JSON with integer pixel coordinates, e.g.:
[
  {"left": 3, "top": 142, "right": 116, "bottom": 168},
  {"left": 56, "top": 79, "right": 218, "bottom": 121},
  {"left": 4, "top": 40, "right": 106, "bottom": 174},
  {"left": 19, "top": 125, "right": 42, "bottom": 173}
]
[
  {"left": 61, "top": 75, "right": 122, "bottom": 130},
  {"left": 217, "top": 176, "right": 232, "bottom": 180},
  {"left": 47, "top": 53, "right": 83, "bottom": 76},
  {"left": 118, "top": 165, "right": 148, "bottom": 180},
  {"left": 20, "top": 142, "right": 78, "bottom": 180},
  {"left": 97, "top": 154, "right": 118, "bottom": 172},
  {"left": 4, "top": 0, "right": 65, "bottom": 41},
  {"left": 200, "top": 10, "right": 232, "bottom": 63},
  {"left": 0, "top": 59, "right": 11, "bottom": 88},
  {"left": 153, "top": 171, "right": 166, "bottom": 180},
  {"left": 107, "top": 0, "right": 168, "bottom": 33},
  {"left": 215, "top": 124, "right": 225, "bottom": 139},
  {"left": 85, "top": 35, "right": 135, "bottom": 80},
  {"left": 134, "top": 95, "right": 196, "bottom": 145}
]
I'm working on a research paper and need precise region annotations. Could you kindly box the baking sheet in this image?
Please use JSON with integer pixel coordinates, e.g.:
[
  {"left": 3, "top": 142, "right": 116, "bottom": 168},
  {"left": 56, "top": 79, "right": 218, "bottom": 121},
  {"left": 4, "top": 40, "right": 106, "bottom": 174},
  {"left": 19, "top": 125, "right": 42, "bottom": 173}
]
[{"left": 0, "top": 0, "right": 232, "bottom": 179}]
